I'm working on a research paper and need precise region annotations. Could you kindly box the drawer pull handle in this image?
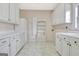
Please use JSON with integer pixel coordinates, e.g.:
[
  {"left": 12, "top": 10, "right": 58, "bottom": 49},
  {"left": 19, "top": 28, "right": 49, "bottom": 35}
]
[{"left": 2, "top": 41, "right": 7, "bottom": 43}]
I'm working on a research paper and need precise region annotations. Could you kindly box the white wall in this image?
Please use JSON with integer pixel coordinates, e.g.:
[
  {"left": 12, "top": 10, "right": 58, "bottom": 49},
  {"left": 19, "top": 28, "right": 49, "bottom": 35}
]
[{"left": 0, "top": 23, "right": 14, "bottom": 32}]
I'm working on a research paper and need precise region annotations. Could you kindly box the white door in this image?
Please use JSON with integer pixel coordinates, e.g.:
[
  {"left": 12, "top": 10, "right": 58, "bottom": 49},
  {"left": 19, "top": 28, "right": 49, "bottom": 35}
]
[{"left": 0, "top": 3, "right": 9, "bottom": 21}]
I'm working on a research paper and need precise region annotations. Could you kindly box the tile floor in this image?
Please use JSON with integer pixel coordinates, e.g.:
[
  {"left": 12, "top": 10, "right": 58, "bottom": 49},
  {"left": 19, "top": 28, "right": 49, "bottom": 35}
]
[{"left": 17, "top": 41, "right": 59, "bottom": 56}]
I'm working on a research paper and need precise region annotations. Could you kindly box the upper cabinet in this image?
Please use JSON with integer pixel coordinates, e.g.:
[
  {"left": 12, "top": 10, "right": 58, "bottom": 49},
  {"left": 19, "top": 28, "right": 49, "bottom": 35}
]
[
  {"left": 15, "top": 4, "right": 20, "bottom": 24},
  {"left": 0, "top": 3, "right": 9, "bottom": 21},
  {"left": 10, "top": 3, "right": 20, "bottom": 24},
  {"left": 51, "top": 3, "right": 71, "bottom": 25},
  {"left": 9, "top": 3, "right": 16, "bottom": 23},
  {"left": 0, "top": 3, "right": 20, "bottom": 24}
]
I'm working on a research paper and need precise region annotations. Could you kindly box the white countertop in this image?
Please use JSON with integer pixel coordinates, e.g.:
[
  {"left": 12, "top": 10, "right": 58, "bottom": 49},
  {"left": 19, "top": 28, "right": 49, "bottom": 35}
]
[
  {"left": 0, "top": 31, "right": 25, "bottom": 39},
  {"left": 56, "top": 31, "right": 79, "bottom": 38}
]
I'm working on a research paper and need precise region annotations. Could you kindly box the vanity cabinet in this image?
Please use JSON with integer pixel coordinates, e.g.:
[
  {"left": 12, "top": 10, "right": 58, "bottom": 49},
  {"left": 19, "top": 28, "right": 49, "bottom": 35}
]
[{"left": 52, "top": 3, "right": 71, "bottom": 25}]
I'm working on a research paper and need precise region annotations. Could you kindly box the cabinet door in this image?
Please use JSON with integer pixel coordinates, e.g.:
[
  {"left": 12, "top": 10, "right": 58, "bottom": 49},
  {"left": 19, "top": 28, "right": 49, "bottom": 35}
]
[
  {"left": 62, "top": 39, "right": 70, "bottom": 56},
  {"left": 52, "top": 3, "right": 71, "bottom": 25},
  {"left": 0, "top": 3, "right": 9, "bottom": 21},
  {"left": 0, "top": 45, "right": 9, "bottom": 56},
  {"left": 9, "top": 3, "right": 16, "bottom": 23},
  {"left": 70, "top": 37, "right": 79, "bottom": 56},
  {"left": 56, "top": 35, "right": 63, "bottom": 55},
  {"left": 10, "top": 37, "right": 16, "bottom": 56},
  {"left": 52, "top": 4, "right": 64, "bottom": 25},
  {"left": 15, "top": 34, "right": 21, "bottom": 52},
  {"left": 15, "top": 4, "right": 20, "bottom": 24}
]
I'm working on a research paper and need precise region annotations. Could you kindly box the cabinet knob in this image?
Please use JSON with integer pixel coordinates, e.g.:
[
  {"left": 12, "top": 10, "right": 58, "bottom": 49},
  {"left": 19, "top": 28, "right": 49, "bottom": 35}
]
[
  {"left": 67, "top": 43, "right": 69, "bottom": 45},
  {"left": 52, "top": 29, "right": 54, "bottom": 31},
  {"left": 74, "top": 41, "right": 77, "bottom": 43},
  {"left": 69, "top": 44, "right": 71, "bottom": 46}
]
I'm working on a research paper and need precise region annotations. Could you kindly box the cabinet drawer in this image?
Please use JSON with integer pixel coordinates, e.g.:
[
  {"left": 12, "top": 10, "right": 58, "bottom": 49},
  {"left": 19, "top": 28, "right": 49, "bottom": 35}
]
[
  {"left": 0, "top": 38, "right": 9, "bottom": 47},
  {"left": 0, "top": 45, "right": 9, "bottom": 56}
]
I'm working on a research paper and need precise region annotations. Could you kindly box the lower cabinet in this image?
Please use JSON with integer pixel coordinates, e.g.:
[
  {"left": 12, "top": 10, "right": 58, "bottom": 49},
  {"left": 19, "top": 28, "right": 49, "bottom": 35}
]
[
  {"left": 10, "top": 33, "right": 25, "bottom": 56},
  {"left": 15, "top": 34, "right": 22, "bottom": 53},
  {"left": 56, "top": 34, "right": 79, "bottom": 56},
  {"left": 0, "top": 37, "right": 10, "bottom": 56},
  {"left": 69, "top": 37, "right": 79, "bottom": 56},
  {"left": 56, "top": 35, "right": 63, "bottom": 55},
  {"left": 10, "top": 36, "right": 16, "bottom": 56},
  {"left": 62, "top": 39, "right": 70, "bottom": 56},
  {"left": 0, "top": 32, "right": 26, "bottom": 56},
  {"left": 0, "top": 45, "right": 9, "bottom": 56}
]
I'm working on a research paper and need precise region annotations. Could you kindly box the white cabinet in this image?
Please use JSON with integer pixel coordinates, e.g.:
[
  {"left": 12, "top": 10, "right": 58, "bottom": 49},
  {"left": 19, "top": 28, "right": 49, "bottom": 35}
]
[
  {"left": 15, "top": 34, "right": 21, "bottom": 52},
  {"left": 9, "top": 3, "right": 19, "bottom": 24},
  {"left": 70, "top": 37, "right": 79, "bottom": 56},
  {"left": 0, "top": 37, "right": 10, "bottom": 56},
  {"left": 10, "top": 33, "right": 25, "bottom": 56},
  {"left": 9, "top": 3, "right": 16, "bottom": 23},
  {"left": 62, "top": 40, "right": 70, "bottom": 56},
  {"left": 56, "top": 33, "right": 79, "bottom": 56},
  {"left": 0, "top": 3, "right": 9, "bottom": 21},
  {"left": 56, "top": 34, "right": 63, "bottom": 55},
  {"left": 62, "top": 37, "right": 70, "bottom": 56},
  {"left": 15, "top": 4, "right": 20, "bottom": 24},
  {"left": 0, "top": 3, "right": 19, "bottom": 24},
  {"left": 52, "top": 3, "right": 71, "bottom": 25},
  {"left": 56, "top": 34, "right": 70, "bottom": 56},
  {"left": 10, "top": 36, "right": 16, "bottom": 56},
  {"left": 0, "top": 45, "right": 9, "bottom": 56}
]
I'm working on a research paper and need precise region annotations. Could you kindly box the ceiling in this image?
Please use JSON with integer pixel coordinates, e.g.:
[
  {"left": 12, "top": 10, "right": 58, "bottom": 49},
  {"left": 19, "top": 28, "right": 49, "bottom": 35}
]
[{"left": 19, "top": 3, "right": 58, "bottom": 10}]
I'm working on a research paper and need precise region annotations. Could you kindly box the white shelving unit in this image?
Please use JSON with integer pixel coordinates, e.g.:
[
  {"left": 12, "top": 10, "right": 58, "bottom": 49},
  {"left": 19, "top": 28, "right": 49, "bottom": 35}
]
[{"left": 36, "top": 20, "right": 47, "bottom": 41}]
